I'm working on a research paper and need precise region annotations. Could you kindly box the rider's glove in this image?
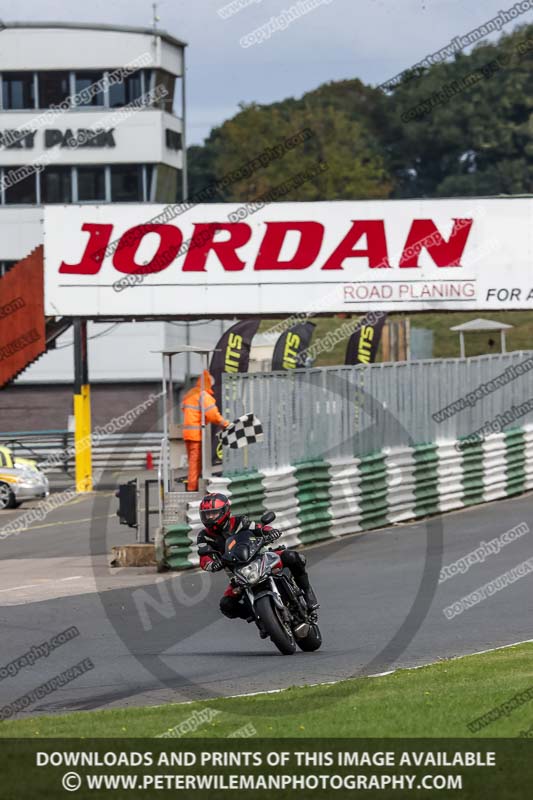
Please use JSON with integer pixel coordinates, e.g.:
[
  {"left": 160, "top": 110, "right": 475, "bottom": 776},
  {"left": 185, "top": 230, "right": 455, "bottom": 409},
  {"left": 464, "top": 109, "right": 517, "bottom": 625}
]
[
  {"left": 205, "top": 557, "right": 223, "bottom": 572},
  {"left": 263, "top": 528, "right": 282, "bottom": 544}
]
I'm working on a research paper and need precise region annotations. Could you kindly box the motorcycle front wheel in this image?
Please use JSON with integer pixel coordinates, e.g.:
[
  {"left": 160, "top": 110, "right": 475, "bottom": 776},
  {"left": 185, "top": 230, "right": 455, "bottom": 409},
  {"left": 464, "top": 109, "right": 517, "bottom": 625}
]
[{"left": 255, "top": 595, "right": 296, "bottom": 655}]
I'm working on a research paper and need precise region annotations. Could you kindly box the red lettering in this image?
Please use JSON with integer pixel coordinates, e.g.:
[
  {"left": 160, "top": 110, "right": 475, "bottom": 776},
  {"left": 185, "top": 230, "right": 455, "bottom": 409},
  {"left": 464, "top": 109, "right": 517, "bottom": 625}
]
[
  {"left": 113, "top": 224, "right": 182, "bottom": 274},
  {"left": 59, "top": 223, "right": 113, "bottom": 274},
  {"left": 399, "top": 218, "right": 473, "bottom": 267},
  {"left": 60, "top": 215, "right": 474, "bottom": 280},
  {"left": 182, "top": 223, "right": 251, "bottom": 272},
  {"left": 254, "top": 222, "right": 324, "bottom": 270},
  {"left": 322, "top": 221, "right": 390, "bottom": 270}
]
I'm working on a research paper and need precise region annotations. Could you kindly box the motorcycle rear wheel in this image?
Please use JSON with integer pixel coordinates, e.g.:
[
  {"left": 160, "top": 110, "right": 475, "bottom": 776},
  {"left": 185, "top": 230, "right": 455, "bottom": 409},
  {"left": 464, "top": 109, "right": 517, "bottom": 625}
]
[
  {"left": 296, "top": 623, "right": 322, "bottom": 652},
  {"left": 255, "top": 596, "right": 296, "bottom": 655}
]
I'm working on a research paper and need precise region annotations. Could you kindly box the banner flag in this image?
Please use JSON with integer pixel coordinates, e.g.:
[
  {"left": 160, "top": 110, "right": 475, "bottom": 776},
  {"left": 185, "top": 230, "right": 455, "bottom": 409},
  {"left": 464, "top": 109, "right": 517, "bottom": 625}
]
[
  {"left": 345, "top": 312, "right": 388, "bottom": 365},
  {"left": 209, "top": 320, "right": 260, "bottom": 464},
  {"left": 271, "top": 321, "right": 316, "bottom": 370}
]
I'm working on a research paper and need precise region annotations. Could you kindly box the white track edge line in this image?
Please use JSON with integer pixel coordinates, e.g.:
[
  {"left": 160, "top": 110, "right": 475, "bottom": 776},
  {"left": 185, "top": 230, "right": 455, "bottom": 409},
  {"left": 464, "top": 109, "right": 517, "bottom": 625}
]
[{"left": 153, "top": 637, "right": 533, "bottom": 710}]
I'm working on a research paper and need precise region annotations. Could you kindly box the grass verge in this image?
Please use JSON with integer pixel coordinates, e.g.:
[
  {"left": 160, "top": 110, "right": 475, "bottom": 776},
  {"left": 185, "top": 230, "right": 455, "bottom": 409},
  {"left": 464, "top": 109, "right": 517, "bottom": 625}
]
[{"left": 1, "top": 643, "right": 532, "bottom": 738}]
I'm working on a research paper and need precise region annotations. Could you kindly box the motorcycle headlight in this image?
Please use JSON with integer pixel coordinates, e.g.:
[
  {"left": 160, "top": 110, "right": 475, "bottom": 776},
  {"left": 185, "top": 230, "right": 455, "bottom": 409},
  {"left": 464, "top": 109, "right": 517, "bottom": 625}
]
[{"left": 236, "top": 560, "right": 263, "bottom": 585}]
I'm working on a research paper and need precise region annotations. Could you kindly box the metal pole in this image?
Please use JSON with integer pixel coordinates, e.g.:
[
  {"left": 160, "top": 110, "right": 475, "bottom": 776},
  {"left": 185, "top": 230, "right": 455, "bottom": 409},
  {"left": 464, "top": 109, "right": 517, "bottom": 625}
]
[
  {"left": 200, "top": 356, "right": 206, "bottom": 485},
  {"left": 167, "top": 355, "right": 174, "bottom": 491},
  {"left": 185, "top": 321, "right": 191, "bottom": 390},
  {"left": 181, "top": 46, "right": 188, "bottom": 204},
  {"left": 144, "top": 478, "right": 150, "bottom": 543},
  {"left": 161, "top": 354, "right": 169, "bottom": 493},
  {"left": 168, "top": 354, "right": 174, "bottom": 426},
  {"left": 501, "top": 330, "right": 507, "bottom": 354},
  {"left": 135, "top": 476, "right": 141, "bottom": 544}
]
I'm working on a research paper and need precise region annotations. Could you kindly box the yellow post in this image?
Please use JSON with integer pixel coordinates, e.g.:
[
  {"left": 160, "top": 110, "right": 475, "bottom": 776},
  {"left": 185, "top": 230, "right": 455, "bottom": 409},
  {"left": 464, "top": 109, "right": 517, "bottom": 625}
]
[
  {"left": 73, "top": 320, "right": 93, "bottom": 492},
  {"left": 74, "top": 384, "right": 93, "bottom": 492}
]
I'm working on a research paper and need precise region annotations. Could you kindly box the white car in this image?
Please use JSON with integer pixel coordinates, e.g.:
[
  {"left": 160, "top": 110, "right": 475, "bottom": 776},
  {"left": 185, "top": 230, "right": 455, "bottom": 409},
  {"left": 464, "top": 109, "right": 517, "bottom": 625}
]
[{"left": 0, "top": 446, "right": 50, "bottom": 510}]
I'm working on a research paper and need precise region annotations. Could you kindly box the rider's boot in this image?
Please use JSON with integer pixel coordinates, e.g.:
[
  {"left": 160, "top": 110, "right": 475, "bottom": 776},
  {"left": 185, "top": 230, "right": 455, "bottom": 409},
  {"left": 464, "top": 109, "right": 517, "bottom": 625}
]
[
  {"left": 294, "top": 574, "right": 319, "bottom": 611},
  {"left": 303, "top": 585, "right": 319, "bottom": 612}
]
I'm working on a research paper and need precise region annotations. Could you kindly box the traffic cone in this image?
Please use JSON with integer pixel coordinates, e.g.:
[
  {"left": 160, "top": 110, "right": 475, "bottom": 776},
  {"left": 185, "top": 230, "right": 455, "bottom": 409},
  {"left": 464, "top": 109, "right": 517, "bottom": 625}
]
[{"left": 146, "top": 452, "right": 154, "bottom": 470}]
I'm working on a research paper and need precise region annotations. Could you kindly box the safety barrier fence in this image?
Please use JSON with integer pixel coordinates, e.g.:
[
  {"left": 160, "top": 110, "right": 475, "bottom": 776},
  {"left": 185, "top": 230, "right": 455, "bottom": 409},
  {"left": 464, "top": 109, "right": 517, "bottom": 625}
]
[
  {"left": 158, "top": 423, "right": 533, "bottom": 570},
  {"left": 159, "top": 351, "right": 533, "bottom": 569},
  {"left": 220, "top": 351, "right": 533, "bottom": 473},
  {"left": 0, "top": 430, "right": 162, "bottom": 475}
]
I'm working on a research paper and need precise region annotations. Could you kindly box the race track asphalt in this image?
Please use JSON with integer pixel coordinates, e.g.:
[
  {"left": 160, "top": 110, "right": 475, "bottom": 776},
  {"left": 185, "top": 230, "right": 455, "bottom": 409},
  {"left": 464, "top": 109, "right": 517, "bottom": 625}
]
[{"left": 0, "top": 490, "right": 532, "bottom": 719}]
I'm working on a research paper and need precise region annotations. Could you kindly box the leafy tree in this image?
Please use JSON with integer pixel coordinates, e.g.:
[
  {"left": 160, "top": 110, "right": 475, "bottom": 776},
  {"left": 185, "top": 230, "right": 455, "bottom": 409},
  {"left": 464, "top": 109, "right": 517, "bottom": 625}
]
[
  {"left": 387, "top": 24, "right": 533, "bottom": 196},
  {"left": 188, "top": 99, "right": 391, "bottom": 202},
  {"left": 187, "top": 24, "right": 533, "bottom": 201}
]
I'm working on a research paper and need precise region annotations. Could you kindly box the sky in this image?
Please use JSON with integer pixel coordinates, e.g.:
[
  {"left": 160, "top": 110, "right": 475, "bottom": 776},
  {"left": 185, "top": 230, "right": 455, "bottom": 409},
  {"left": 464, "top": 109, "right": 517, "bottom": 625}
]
[{"left": 1, "top": 0, "right": 532, "bottom": 143}]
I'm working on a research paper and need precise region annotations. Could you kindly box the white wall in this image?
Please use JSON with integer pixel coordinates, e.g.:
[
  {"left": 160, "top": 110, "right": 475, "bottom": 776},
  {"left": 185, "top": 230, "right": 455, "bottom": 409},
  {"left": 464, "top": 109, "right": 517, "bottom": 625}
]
[
  {"left": 0, "top": 207, "right": 42, "bottom": 260},
  {"left": 0, "top": 26, "right": 183, "bottom": 75},
  {"left": 0, "top": 110, "right": 182, "bottom": 168}
]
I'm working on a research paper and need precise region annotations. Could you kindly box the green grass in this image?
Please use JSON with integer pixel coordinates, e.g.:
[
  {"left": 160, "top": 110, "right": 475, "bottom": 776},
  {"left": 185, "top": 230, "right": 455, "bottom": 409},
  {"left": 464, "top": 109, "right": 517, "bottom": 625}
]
[
  {"left": 1, "top": 643, "right": 532, "bottom": 739},
  {"left": 261, "top": 311, "right": 533, "bottom": 366},
  {"left": 397, "top": 311, "right": 533, "bottom": 360}
]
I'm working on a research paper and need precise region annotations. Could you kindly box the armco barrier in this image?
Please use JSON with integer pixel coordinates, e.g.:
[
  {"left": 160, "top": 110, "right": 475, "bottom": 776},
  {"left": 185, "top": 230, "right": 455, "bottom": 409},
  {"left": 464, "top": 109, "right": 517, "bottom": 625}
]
[
  {"left": 159, "top": 423, "right": 533, "bottom": 570},
  {"left": 0, "top": 431, "right": 163, "bottom": 475}
]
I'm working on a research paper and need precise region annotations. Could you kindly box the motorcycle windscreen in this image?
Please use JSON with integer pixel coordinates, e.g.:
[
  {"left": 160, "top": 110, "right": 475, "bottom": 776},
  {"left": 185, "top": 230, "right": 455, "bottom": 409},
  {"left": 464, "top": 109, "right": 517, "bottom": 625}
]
[{"left": 224, "top": 529, "right": 263, "bottom": 563}]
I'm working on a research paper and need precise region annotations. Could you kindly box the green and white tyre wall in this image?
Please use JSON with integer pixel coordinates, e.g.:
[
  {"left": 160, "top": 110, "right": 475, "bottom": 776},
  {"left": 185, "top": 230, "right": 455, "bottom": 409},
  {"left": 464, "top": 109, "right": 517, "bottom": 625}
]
[{"left": 158, "top": 424, "right": 533, "bottom": 571}]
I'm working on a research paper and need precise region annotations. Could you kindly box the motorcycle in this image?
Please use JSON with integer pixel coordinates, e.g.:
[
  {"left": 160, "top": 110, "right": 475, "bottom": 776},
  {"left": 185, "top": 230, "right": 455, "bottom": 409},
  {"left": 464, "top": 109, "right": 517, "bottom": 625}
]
[{"left": 219, "top": 511, "right": 322, "bottom": 655}]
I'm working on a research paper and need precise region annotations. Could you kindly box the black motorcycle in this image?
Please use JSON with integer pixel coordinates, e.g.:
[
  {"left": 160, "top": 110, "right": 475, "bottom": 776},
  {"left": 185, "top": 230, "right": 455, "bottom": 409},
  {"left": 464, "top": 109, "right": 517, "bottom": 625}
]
[{"left": 220, "top": 511, "right": 322, "bottom": 655}]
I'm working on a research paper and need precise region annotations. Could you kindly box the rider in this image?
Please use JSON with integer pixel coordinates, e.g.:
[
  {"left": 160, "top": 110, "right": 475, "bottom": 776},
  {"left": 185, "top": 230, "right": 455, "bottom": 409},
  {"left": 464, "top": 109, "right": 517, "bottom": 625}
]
[{"left": 197, "top": 492, "right": 319, "bottom": 624}]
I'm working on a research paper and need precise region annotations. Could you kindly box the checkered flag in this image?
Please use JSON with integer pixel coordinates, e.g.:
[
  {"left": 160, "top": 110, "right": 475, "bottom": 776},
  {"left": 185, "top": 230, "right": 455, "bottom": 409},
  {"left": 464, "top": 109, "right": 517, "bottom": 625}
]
[{"left": 219, "top": 413, "right": 264, "bottom": 449}]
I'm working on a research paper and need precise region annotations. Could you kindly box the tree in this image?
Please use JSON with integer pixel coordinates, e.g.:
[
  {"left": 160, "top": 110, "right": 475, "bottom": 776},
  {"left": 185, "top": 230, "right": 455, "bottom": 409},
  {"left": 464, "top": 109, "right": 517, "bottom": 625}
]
[
  {"left": 386, "top": 24, "right": 533, "bottom": 196},
  {"left": 188, "top": 99, "right": 392, "bottom": 202},
  {"left": 187, "top": 23, "right": 533, "bottom": 201}
]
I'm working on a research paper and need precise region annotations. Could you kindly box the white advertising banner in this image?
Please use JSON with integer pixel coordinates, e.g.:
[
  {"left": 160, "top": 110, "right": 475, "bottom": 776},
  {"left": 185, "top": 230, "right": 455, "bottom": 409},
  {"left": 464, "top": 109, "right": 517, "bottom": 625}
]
[{"left": 44, "top": 198, "right": 533, "bottom": 316}]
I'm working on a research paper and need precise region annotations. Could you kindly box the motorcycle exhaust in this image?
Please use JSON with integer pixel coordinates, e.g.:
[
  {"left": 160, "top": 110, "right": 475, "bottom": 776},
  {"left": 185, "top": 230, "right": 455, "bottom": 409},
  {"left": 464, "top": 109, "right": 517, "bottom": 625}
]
[{"left": 294, "top": 622, "right": 310, "bottom": 638}]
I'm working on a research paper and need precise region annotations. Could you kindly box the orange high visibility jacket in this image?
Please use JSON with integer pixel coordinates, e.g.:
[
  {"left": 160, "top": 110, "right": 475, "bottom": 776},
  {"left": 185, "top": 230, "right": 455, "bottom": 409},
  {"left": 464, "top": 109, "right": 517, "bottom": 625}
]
[{"left": 181, "top": 370, "right": 229, "bottom": 442}]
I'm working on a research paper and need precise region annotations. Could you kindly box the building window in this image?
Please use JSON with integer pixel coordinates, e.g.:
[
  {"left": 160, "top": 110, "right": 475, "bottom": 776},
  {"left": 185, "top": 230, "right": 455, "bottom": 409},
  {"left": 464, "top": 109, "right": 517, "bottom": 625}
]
[
  {"left": 153, "top": 164, "right": 180, "bottom": 203},
  {"left": 143, "top": 69, "right": 154, "bottom": 93},
  {"left": 3, "top": 167, "right": 37, "bottom": 204},
  {"left": 38, "top": 72, "right": 70, "bottom": 109},
  {"left": 153, "top": 70, "right": 175, "bottom": 113},
  {"left": 145, "top": 165, "right": 155, "bottom": 201},
  {"left": 41, "top": 166, "right": 72, "bottom": 203},
  {"left": 0, "top": 261, "right": 17, "bottom": 278},
  {"left": 109, "top": 73, "right": 143, "bottom": 108},
  {"left": 2, "top": 72, "right": 35, "bottom": 109},
  {"left": 77, "top": 166, "right": 106, "bottom": 201},
  {"left": 111, "top": 165, "right": 143, "bottom": 202},
  {"left": 74, "top": 72, "right": 104, "bottom": 106},
  {"left": 165, "top": 129, "right": 182, "bottom": 151}
]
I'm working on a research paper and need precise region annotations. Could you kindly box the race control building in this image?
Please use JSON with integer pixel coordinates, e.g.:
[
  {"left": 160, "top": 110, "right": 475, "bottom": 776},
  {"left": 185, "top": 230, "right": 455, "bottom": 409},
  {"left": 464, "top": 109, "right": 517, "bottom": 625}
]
[
  {"left": 0, "top": 21, "right": 187, "bottom": 276},
  {"left": 0, "top": 21, "right": 218, "bottom": 431}
]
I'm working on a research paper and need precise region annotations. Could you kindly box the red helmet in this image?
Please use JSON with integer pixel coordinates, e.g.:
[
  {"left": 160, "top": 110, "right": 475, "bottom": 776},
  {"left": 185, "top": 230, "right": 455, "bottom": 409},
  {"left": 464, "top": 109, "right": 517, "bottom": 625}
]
[{"left": 199, "top": 492, "right": 231, "bottom": 533}]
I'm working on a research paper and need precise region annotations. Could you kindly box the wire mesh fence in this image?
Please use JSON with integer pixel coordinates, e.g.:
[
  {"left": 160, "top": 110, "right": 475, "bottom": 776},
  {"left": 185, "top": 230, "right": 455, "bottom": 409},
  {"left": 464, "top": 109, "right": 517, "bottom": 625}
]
[{"left": 221, "top": 350, "right": 533, "bottom": 473}]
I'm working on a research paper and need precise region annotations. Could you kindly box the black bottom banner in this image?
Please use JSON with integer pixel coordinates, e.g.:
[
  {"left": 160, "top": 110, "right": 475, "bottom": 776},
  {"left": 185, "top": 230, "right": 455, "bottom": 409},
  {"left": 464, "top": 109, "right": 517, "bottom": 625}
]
[{"left": 1, "top": 738, "right": 531, "bottom": 799}]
